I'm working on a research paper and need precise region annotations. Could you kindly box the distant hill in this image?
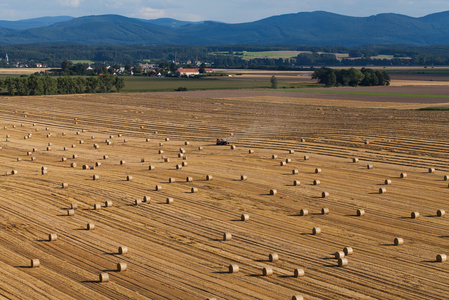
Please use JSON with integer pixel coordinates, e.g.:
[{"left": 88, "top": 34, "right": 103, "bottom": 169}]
[
  {"left": 0, "top": 11, "right": 449, "bottom": 46},
  {"left": 0, "top": 16, "right": 74, "bottom": 30}
]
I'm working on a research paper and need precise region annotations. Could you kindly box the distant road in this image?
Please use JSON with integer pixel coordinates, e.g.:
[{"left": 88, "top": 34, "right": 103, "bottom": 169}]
[{"left": 0, "top": 68, "right": 50, "bottom": 75}]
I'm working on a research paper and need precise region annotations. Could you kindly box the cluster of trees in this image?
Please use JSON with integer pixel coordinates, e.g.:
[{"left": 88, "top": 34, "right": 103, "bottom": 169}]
[
  {"left": 0, "top": 74, "right": 125, "bottom": 96},
  {"left": 2, "top": 44, "right": 449, "bottom": 70},
  {"left": 312, "top": 68, "right": 390, "bottom": 87}
]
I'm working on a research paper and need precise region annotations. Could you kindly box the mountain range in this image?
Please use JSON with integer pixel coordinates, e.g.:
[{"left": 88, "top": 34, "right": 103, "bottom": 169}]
[{"left": 0, "top": 11, "right": 449, "bottom": 46}]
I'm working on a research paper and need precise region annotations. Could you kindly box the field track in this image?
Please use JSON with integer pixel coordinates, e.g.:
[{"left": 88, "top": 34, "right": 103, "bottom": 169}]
[{"left": 0, "top": 91, "right": 449, "bottom": 299}]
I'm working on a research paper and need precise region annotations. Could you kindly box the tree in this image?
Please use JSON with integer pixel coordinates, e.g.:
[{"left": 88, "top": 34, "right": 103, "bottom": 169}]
[
  {"left": 270, "top": 75, "right": 278, "bottom": 89},
  {"left": 27, "top": 75, "right": 44, "bottom": 95},
  {"left": 312, "top": 68, "right": 336, "bottom": 87},
  {"left": 199, "top": 63, "right": 206, "bottom": 73},
  {"left": 42, "top": 76, "right": 57, "bottom": 95},
  {"left": 114, "top": 76, "right": 125, "bottom": 92}
]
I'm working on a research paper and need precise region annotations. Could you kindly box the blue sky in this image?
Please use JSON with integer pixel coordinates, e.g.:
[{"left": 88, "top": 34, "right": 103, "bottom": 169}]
[{"left": 1, "top": 0, "right": 449, "bottom": 22}]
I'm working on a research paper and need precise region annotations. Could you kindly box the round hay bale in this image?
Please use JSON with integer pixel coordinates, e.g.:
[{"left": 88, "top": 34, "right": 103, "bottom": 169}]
[
  {"left": 385, "top": 179, "right": 392, "bottom": 185},
  {"left": 304, "top": 155, "right": 309, "bottom": 160},
  {"left": 126, "top": 175, "right": 133, "bottom": 181},
  {"left": 155, "top": 185, "right": 162, "bottom": 191},
  {"left": 343, "top": 247, "right": 353, "bottom": 255},
  {"left": 286, "top": 158, "right": 292, "bottom": 163},
  {"left": 269, "top": 253, "right": 279, "bottom": 262},
  {"left": 293, "top": 180, "right": 300, "bottom": 186},
  {"left": 87, "top": 223, "right": 95, "bottom": 230},
  {"left": 62, "top": 183, "right": 68, "bottom": 189},
  {"left": 72, "top": 154, "right": 78, "bottom": 159},
  {"left": 95, "top": 162, "right": 101, "bottom": 167},
  {"left": 79, "top": 140, "right": 84, "bottom": 144},
  {"left": 240, "top": 175, "right": 247, "bottom": 181},
  {"left": 93, "top": 175, "right": 99, "bottom": 180},
  {"left": 120, "top": 160, "right": 125, "bottom": 165},
  {"left": 47, "top": 147, "right": 51, "bottom": 151},
  {"left": 169, "top": 177, "right": 176, "bottom": 183},
  {"left": 71, "top": 203, "right": 78, "bottom": 209},
  {"left": 118, "top": 246, "right": 128, "bottom": 255},
  {"left": 400, "top": 173, "right": 407, "bottom": 178},
  {"left": 444, "top": 175, "right": 449, "bottom": 181},
  {"left": 30, "top": 157, "right": 36, "bottom": 161},
  {"left": 11, "top": 170, "right": 18, "bottom": 175},
  {"left": 165, "top": 137, "right": 169, "bottom": 141},
  {"left": 289, "top": 149, "right": 295, "bottom": 154},
  {"left": 411, "top": 211, "right": 420, "bottom": 219},
  {"left": 148, "top": 165, "right": 155, "bottom": 170},
  {"left": 299, "top": 209, "right": 308, "bottom": 216},
  {"left": 159, "top": 150, "right": 164, "bottom": 154},
  {"left": 292, "top": 296, "right": 304, "bottom": 300},
  {"left": 356, "top": 209, "right": 365, "bottom": 216},
  {"left": 27, "top": 151, "right": 32, "bottom": 156},
  {"left": 313, "top": 180, "right": 320, "bottom": 185},
  {"left": 135, "top": 199, "right": 142, "bottom": 205},
  {"left": 61, "top": 157, "right": 67, "bottom": 162},
  {"left": 338, "top": 258, "right": 348, "bottom": 267},
  {"left": 49, "top": 233, "right": 58, "bottom": 241},
  {"left": 436, "top": 254, "right": 447, "bottom": 262},
  {"left": 32, "top": 148, "right": 37, "bottom": 152},
  {"left": 437, "top": 209, "right": 445, "bottom": 217},
  {"left": 178, "top": 153, "right": 183, "bottom": 158},
  {"left": 182, "top": 161, "right": 188, "bottom": 167},
  {"left": 292, "top": 169, "right": 298, "bottom": 174},
  {"left": 67, "top": 209, "right": 75, "bottom": 216},
  {"left": 31, "top": 259, "right": 40, "bottom": 268},
  {"left": 191, "top": 187, "right": 198, "bottom": 193},
  {"left": 198, "top": 146, "right": 203, "bottom": 150},
  {"left": 230, "top": 145, "right": 236, "bottom": 150},
  {"left": 280, "top": 161, "right": 286, "bottom": 166},
  {"left": 186, "top": 176, "right": 193, "bottom": 182},
  {"left": 272, "top": 154, "right": 278, "bottom": 159},
  {"left": 164, "top": 158, "right": 170, "bottom": 163},
  {"left": 206, "top": 175, "right": 213, "bottom": 181},
  {"left": 143, "top": 196, "right": 151, "bottom": 203},
  {"left": 353, "top": 158, "right": 359, "bottom": 163},
  {"left": 94, "top": 144, "right": 99, "bottom": 149},
  {"left": 315, "top": 168, "right": 321, "bottom": 173},
  {"left": 223, "top": 232, "right": 232, "bottom": 241},
  {"left": 312, "top": 227, "right": 321, "bottom": 235},
  {"left": 367, "top": 164, "right": 373, "bottom": 169},
  {"left": 105, "top": 200, "right": 113, "bottom": 207},
  {"left": 249, "top": 149, "right": 254, "bottom": 154},
  {"left": 166, "top": 197, "right": 174, "bottom": 204},
  {"left": 17, "top": 158, "right": 22, "bottom": 161},
  {"left": 262, "top": 267, "right": 273, "bottom": 276},
  {"left": 322, "top": 191, "right": 329, "bottom": 198},
  {"left": 118, "top": 134, "right": 122, "bottom": 137},
  {"left": 394, "top": 237, "right": 404, "bottom": 246},
  {"left": 293, "top": 268, "right": 305, "bottom": 278},
  {"left": 379, "top": 187, "right": 386, "bottom": 194},
  {"left": 83, "top": 164, "right": 89, "bottom": 170},
  {"left": 117, "top": 262, "right": 127, "bottom": 272},
  {"left": 335, "top": 251, "right": 345, "bottom": 259},
  {"left": 159, "top": 142, "right": 163, "bottom": 146},
  {"left": 103, "top": 155, "right": 108, "bottom": 160},
  {"left": 321, "top": 208, "right": 330, "bottom": 215},
  {"left": 146, "top": 138, "right": 150, "bottom": 142},
  {"left": 176, "top": 164, "right": 182, "bottom": 169},
  {"left": 241, "top": 214, "right": 249, "bottom": 221},
  {"left": 270, "top": 189, "right": 277, "bottom": 195},
  {"left": 71, "top": 144, "right": 76, "bottom": 148},
  {"left": 41, "top": 169, "right": 47, "bottom": 175},
  {"left": 429, "top": 168, "right": 435, "bottom": 173},
  {"left": 94, "top": 204, "right": 101, "bottom": 210},
  {"left": 229, "top": 264, "right": 239, "bottom": 273}
]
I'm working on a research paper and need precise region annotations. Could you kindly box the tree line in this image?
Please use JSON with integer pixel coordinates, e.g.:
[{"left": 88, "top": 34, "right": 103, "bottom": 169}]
[
  {"left": 312, "top": 68, "right": 391, "bottom": 87},
  {"left": 0, "top": 74, "right": 125, "bottom": 96}
]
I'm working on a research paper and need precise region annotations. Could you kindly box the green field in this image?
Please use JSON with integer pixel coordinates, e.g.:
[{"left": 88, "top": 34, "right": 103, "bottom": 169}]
[{"left": 122, "top": 76, "right": 270, "bottom": 92}]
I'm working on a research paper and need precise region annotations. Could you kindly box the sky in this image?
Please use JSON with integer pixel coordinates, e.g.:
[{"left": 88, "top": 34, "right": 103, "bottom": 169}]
[{"left": 1, "top": 0, "right": 449, "bottom": 23}]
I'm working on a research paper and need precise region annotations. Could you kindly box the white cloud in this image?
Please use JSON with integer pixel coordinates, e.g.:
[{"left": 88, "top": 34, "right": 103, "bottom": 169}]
[
  {"left": 136, "top": 7, "right": 166, "bottom": 19},
  {"left": 59, "top": 0, "right": 83, "bottom": 8}
]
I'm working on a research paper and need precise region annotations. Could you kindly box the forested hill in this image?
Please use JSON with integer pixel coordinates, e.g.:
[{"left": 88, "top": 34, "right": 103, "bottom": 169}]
[{"left": 1, "top": 11, "right": 449, "bottom": 46}]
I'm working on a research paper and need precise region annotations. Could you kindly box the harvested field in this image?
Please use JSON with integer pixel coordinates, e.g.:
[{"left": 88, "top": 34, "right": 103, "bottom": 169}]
[{"left": 0, "top": 91, "right": 449, "bottom": 299}]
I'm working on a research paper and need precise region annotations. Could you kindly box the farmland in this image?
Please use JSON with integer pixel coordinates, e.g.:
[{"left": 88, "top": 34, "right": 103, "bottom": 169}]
[{"left": 0, "top": 77, "right": 449, "bottom": 299}]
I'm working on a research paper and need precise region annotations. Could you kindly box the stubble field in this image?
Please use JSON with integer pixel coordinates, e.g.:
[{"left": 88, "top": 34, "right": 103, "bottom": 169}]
[{"left": 0, "top": 86, "right": 449, "bottom": 299}]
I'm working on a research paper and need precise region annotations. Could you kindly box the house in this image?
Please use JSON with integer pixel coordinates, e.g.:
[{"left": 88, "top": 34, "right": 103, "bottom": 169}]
[{"left": 177, "top": 68, "right": 200, "bottom": 77}]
